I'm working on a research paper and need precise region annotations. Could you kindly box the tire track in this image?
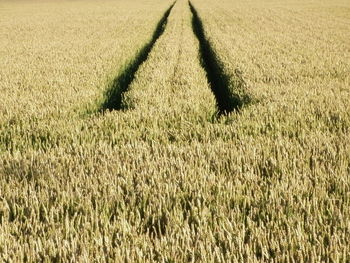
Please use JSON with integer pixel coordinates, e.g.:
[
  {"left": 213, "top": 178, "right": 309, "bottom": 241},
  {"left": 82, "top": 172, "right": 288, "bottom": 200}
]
[
  {"left": 189, "top": 1, "right": 250, "bottom": 114},
  {"left": 101, "top": 2, "right": 175, "bottom": 111}
]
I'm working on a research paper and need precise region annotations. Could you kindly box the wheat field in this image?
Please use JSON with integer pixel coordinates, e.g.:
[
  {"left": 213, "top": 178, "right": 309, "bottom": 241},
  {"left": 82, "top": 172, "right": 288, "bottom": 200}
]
[{"left": 0, "top": 0, "right": 349, "bottom": 262}]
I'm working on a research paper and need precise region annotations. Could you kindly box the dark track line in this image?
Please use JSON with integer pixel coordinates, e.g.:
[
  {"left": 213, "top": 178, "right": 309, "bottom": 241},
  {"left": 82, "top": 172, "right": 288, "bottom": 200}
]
[
  {"left": 101, "top": 2, "right": 175, "bottom": 111},
  {"left": 189, "top": 1, "right": 250, "bottom": 115}
]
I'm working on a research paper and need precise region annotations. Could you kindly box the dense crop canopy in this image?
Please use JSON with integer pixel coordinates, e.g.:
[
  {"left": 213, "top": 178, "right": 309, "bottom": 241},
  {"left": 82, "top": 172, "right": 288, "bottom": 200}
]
[{"left": 0, "top": 0, "right": 349, "bottom": 261}]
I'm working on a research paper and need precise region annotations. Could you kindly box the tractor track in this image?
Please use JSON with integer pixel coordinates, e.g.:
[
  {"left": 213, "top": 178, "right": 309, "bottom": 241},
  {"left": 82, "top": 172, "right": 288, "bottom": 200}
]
[
  {"left": 102, "top": 2, "right": 176, "bottom": 111},
  {"left": 189, "top": 1, "right": 249, "bottom": 114}
]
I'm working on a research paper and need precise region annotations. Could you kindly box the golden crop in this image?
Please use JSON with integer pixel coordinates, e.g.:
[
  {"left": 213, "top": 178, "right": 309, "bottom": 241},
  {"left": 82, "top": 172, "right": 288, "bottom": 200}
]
[{"left": 0, "top": 0, "right": 349, "bottom": 262}]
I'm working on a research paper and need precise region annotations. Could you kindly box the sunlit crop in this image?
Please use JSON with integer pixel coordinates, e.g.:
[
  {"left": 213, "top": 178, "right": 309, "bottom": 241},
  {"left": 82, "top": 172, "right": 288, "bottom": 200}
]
[{"left": 0, "top": 0, "right": 349, "bottom": 261}]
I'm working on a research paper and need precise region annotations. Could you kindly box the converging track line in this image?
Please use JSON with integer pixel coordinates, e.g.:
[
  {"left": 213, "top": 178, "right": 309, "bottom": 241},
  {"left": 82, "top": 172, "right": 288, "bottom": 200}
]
[
  {"left": 101, "top": 2, "right": 176, "bottom": 111},
  {"left": 189, "top": 1, "right": 249, "bottom": 115}
]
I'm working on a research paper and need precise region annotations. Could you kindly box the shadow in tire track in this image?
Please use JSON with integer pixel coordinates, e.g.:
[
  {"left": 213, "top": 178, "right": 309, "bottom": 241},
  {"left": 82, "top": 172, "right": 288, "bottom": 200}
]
[
  {"left": 189, "top": 1, "right": 250, "bottom": 115},
  {"left": 102, "top": 2, "right": 175, "bottom": 111}
]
